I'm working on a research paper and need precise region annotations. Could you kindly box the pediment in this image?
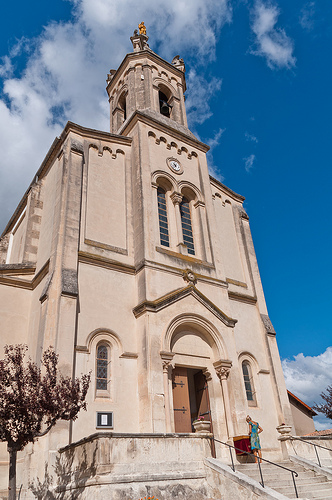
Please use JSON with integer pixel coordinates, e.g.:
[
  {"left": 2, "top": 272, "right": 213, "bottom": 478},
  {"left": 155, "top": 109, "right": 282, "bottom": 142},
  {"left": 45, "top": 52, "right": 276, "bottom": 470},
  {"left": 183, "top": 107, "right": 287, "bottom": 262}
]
[{"left": 133, "top": 284, "right": 237, "bottom": 327}]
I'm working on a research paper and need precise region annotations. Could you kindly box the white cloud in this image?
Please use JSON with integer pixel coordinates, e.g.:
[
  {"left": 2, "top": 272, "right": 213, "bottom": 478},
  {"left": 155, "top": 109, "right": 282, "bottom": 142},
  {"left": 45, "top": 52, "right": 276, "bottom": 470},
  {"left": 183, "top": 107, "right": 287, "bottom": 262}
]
[
  {"left": 282, "top": 347, "right": 332, "bottom": 430},
  {"left": 250, "top": 1, "right": 296, "bottom": 69},
  {"left": 207, "top": 127, "right": 226, "bottom": 150},
  {"left": 245, "top": 131, "right": 258, "bottom": 143},
  {"left": 299, "top": 2, "right": 316, "bottom": 32},
  {"left": 243, "top": 153, "right": 255, "bottom": 172},
  {"left": 0, "top": 0, "right": 232, "bottom": 234},
  {"left": 186, "top": 69, "right": 222, "bottom": 126},
  {"left": 206, "top": 127, "right": 226, "bottom": 180}
]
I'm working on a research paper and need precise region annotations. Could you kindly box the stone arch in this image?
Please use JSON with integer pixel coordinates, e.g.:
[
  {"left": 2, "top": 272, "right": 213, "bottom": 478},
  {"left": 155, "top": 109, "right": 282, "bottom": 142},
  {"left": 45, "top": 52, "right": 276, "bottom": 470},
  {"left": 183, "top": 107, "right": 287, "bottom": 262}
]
[
  {"left": 238, "top": 351, "right": 260, "bottom": 407},
  {"left": 115, "top": 148, "right": 125, "bottom": 155},
  {"left": 178, "top": 181, "right": 202, "bottom": 203},
  {"left": 151, "top": 170, "right": 178, "bottom": 192},
  {"left": 114, "top": 84, "right": 128, "bottom": 108},
  {"left": 163, "top": 313, "right": 227, "bottom": 362},
  {"left": 86, "top": 328, "right": 122, "bottom": 353}
]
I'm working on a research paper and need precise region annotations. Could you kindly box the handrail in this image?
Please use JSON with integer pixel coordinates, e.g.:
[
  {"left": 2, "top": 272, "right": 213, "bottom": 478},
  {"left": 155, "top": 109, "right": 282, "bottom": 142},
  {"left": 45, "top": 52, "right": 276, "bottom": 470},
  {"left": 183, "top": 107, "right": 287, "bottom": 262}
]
[
  {"left": 211, "top": 437, "right": 299, "bottom": 498},
  {"left": 291, "top": 435, "right": 332, "bottom": 468}
]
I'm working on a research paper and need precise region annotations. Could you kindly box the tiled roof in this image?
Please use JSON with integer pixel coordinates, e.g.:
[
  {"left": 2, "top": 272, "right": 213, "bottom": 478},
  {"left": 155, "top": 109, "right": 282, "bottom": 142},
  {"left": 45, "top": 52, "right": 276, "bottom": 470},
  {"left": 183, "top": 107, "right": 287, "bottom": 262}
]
[
  {"left": 287, "top": 390, "right": 317, "bottom": 416},
  {"left": 304, "top": 429, "right": 332, "bottom": 437}
]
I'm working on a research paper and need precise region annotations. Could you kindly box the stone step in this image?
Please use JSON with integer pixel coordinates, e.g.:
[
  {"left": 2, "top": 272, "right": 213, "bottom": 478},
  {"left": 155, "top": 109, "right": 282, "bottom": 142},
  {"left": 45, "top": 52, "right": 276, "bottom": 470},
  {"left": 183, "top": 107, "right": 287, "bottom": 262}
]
[
  {"left": 262, "top": 476, "right": 327, "bottom": 488},
  {"left": 236, "top": 460, "right": 332, "bottom": 500},
  {"left": 240, "top": 466, "right": 324, "bottom": 477},
  {"left": 275, "top": 481, "right": 332, "bottom": 499}
]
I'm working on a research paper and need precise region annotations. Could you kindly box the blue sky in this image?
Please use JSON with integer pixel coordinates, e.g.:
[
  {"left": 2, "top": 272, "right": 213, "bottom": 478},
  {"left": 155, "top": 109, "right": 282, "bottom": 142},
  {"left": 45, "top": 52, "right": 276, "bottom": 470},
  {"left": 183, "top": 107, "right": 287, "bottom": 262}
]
[{"left": 0, "top": 0, "right": 331, "bottom": 429}]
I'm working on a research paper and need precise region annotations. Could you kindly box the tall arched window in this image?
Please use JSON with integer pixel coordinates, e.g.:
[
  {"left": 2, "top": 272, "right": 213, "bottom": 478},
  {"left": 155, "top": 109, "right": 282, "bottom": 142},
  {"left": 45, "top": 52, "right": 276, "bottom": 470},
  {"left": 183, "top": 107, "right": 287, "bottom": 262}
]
[
  {"left": 242, "top": 361, "right": 256, "bottom": 405},
  {"left": 157, "top": 187, "right": 170, "bottom": 247},
  {"left": 96, "top": 344, "right": 109, "bottom": 391},
  {"left": 180, "top": 197, "right": 195, "bottom": 255}
]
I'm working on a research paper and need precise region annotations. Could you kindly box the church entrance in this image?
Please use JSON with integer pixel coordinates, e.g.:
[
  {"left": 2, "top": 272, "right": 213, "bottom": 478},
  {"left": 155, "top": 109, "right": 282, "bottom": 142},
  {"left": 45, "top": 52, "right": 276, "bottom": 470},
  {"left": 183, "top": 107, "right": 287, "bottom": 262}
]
[{"left": 172, "top": 367, "right": 213, "bottom": 433}]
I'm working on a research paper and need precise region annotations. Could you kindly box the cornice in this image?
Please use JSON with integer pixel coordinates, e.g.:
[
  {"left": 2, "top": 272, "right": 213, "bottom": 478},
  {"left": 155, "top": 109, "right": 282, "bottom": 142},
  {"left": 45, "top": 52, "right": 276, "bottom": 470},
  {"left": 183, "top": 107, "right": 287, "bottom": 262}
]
[
  {"left": 119, "top": 109, "right": 210, "bottom": 153},
  {"left": 228, "top": 290, "right": 257, "bottom": 305},
  {"left": 61, "top": 121, "right": 132, "bottom": 146},
  {"left": 106, "top": 50, "right": 186, "bottom": 95},
  {"left": 78, "top": 251, "right": 135, "bottom": 275},
  {"left": 133, "top": 284, "right": 237, "bottom": 327},
  {"left": 210, "top": 176, "right": 245, "bottom": 203},
  {"left": 0, "top": 260, "right": 49, "bottom": 290}
]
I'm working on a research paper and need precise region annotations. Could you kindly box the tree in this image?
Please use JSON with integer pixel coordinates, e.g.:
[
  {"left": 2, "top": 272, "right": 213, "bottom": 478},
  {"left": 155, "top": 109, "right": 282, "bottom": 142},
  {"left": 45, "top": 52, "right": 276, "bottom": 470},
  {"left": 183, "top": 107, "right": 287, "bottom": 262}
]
[
  {"left": 0, "top": 344, "right": 90, "bottom": 500},
  {"left": 313, "top": 385, "right": 332, "bottom": 421}
]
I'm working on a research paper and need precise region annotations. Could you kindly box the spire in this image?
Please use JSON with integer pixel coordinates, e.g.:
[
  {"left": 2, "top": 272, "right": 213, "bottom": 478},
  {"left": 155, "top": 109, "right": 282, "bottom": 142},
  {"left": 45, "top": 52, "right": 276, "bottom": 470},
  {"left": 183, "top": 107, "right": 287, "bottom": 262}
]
[{"left": 130, "top": 22, "right": 150, "bottom": 52}]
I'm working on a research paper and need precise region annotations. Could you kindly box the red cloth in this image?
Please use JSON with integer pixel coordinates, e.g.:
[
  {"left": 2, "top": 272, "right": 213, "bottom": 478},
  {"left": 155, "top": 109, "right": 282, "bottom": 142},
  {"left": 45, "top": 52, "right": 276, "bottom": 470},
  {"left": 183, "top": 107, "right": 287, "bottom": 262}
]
[{"left": 233, "top": 435, "right": 250, "bottom": 455}]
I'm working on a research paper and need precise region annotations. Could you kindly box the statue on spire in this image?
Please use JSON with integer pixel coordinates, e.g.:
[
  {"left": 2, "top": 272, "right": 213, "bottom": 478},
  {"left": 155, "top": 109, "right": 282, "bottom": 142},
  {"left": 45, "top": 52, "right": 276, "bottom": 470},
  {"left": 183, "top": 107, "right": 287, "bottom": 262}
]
[{"left": 138, "top": 22, "right": 147, "bottom": 35}]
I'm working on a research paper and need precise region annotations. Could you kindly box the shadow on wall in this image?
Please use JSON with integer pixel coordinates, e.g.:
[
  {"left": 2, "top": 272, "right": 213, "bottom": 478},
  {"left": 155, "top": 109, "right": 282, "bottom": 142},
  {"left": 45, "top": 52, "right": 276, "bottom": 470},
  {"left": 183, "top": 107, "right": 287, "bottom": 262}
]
[{"left": 29, "top": 444, "right": 98, "bottom": 500}]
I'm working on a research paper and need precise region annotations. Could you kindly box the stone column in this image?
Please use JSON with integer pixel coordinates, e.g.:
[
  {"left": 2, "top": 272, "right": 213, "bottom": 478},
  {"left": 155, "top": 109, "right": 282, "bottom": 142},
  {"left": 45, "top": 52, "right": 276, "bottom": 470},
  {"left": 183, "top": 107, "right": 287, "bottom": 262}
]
[
  {"left": 193, "top": 200, "right": 212, "bottom": 262},
  {"left": 214, "top": 360, "right": 233, "bottom": 439},
  {"left": 170, "top": 192, "right": 187, "bottom": 255},
  {"left": 160, "top": 351, "right": 174, "bottom": 433}
]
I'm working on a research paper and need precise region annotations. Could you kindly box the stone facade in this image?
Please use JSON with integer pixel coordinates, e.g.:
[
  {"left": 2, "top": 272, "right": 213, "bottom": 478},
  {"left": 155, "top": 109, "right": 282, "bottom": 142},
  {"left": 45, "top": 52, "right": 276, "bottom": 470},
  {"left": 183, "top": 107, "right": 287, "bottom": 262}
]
[{"left": 0, "top": 31, "right": 294, "bottom": 498}]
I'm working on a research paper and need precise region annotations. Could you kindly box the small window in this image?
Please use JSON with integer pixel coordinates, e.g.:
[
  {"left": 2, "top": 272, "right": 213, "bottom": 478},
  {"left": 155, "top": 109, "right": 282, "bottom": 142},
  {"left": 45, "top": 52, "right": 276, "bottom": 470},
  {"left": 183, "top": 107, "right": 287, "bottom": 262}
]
[
  {"left": 242, "top": 361, "right": 256, "bottom": 405},
  {"left": 180, "top": 197, "right": 195, "bottom": 255},
  {"left": 96, "top": 344, "right": 109, "bottom": 391},
  {"left": 157, "top": 187, "right": 170, "bottom": 247}
]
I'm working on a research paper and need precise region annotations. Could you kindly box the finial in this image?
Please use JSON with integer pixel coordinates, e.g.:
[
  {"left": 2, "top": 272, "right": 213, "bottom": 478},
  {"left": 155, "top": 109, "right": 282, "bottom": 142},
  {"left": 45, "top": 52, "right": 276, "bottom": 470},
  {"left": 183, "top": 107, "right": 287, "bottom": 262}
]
[
  {"left": 131, "top": 23, "right": 149, "bottom": 52},
  {"left": 138, "top": 21, "right": 147, "bottom": 35}
]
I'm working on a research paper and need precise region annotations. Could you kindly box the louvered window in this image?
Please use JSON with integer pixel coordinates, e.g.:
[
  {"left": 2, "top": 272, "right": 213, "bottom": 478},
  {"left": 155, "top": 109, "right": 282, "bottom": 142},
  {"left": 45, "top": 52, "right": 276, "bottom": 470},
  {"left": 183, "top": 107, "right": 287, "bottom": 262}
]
[
  {"left": 180, "top": 197, "right": 195, "bottom": 255},
  {"left": 157, "top": 187, "right": 170, "bottom": 247}
]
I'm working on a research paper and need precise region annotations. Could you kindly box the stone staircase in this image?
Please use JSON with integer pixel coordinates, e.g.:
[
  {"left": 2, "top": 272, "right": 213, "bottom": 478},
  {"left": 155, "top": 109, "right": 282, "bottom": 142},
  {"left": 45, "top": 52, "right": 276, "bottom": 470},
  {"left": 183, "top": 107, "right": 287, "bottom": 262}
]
[{"left": 236, "top": 461, "right": 332, "bottom": 499}]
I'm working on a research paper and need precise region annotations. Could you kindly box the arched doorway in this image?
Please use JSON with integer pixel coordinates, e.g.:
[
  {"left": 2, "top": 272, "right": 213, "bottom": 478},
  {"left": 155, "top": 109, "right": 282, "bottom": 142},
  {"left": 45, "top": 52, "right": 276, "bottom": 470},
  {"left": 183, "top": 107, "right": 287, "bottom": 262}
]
[
  {"left": 172, "top": 366, "right": 212, "bottom": 433},
  {"left": 169, "top": 324, "right": 218, "bottom": 435}
]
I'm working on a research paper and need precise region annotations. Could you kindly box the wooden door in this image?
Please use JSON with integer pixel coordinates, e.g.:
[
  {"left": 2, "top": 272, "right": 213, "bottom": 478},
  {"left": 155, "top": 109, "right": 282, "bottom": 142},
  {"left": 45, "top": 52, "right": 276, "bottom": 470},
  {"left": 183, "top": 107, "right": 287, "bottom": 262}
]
[
  {"left": 172, "top": 367, "right": 192, "bottom": 432},
  {"left": 194, "top": 370, "right": 216, "bottom": 457},
  {"left": 194, "top": 371, "right": 212, "bottom": 425}
]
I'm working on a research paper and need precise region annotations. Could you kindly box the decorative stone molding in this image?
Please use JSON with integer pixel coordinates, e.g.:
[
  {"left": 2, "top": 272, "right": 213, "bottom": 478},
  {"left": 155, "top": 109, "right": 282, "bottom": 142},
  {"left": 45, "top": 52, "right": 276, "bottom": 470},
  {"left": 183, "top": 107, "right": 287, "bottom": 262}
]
[
  {"left": 70, "top": 139, "right": 84, "bottom": 154},
  {"left": 160, "top": 351, "right": 175, "bottom": 372},
  {"left": 172, "top": 55, "right": 185, "bottom": 72},
  {"left": 182, "top": 269, "right": 197, "bottom": 285},
  {"left": 130, "top": 32, "right": 149, "bottom": 52},
  {"left": 261, "top": 314, "right": 276, "bottom": 336},
  {"left": 61, "top": 269, "right": 78, "bottom": 297},
  {"left": 133, "top": 285, "right": 237, "bottom": 328},
  {"left": 170, "top": 192, "right": 183, "bottom": 205},
  {"left": 276, "top": 424, "right": 292, "bottom": 441},
  {"left": 214, "top": 359, "right": 232, "bottom": 380},
  {"left": 202, "top": 368, "right": 212, "bottom": 382}
]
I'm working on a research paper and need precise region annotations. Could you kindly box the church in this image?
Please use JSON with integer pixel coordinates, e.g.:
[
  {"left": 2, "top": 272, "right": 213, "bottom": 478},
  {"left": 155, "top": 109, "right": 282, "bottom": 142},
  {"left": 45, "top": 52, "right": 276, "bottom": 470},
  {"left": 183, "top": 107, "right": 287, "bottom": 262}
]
[{"left": 0, "top": 25, "right": 299, "bottom": 499}]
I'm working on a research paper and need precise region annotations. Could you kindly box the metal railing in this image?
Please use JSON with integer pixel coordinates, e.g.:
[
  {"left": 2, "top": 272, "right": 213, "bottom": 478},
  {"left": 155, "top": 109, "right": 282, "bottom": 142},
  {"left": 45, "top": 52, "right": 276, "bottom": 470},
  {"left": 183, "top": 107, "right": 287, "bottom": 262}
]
[
  {"left": 291, "top": 436, "right": 332, "bottom": 468},
  {"left": 210, "top": 437, "right": 299, "bottom": 498}
]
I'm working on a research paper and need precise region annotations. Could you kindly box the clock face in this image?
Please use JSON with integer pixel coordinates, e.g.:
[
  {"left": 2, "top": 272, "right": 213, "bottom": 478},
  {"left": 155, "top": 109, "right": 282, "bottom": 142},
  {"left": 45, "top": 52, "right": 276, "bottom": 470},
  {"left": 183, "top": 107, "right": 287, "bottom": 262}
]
[
  {"left": 169, "top": 160, "right": 181, "bottom": 172},
  {"left": 167, "top": 157, "right": 183, "bottom": 174}
]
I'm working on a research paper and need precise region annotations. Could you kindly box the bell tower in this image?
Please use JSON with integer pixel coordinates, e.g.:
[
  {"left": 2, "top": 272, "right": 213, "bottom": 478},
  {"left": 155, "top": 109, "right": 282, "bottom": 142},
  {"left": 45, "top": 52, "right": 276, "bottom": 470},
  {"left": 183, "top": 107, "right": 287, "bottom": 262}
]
[{"left": 106, "top": 24, "right": 188, "bottom": 134}]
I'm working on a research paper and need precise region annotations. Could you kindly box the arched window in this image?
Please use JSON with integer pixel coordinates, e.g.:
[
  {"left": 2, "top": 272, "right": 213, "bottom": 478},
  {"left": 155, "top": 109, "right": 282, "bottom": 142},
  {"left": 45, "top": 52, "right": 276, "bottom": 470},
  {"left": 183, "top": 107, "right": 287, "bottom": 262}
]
[
  {"left": 157, "top": 187, "right": 169, "bottom": 247},
  {"left": 159, "top": 90, "right": 172, "bottom": 117},
  {"left": 96, "top": 344, "right": 109, "bottom": 391},
  {"left": 242, "top": 361, "right": 256, "bottom": 405},
  {"left": 180, "top": 197, "right": 195, "bottom": 255}
]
